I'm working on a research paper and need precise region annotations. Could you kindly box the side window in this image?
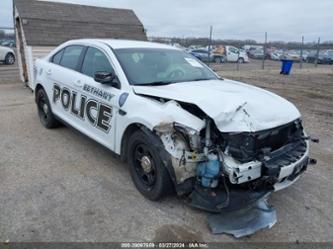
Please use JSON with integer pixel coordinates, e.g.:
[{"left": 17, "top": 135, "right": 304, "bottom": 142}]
[
  {"left": 81, "top": 47, "right": 114, "bottom": 78},
  {"left": 60, "top": 45, "right": 84, "bottom": 71},
  {"left": 229, "top": 47, "right": 238, "bottom": 54},
  {"left": 52, "top": 49, "right": 64, "bottom": 64}
]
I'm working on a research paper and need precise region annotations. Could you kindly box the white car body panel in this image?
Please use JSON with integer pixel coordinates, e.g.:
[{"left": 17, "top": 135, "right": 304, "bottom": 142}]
[
  {"left": 0, "top": 46, "right": 14, "bottom": 61},
  {"left": 225, "top": 46, "right": 249, "bottom": 62},
  {"left": 133, "top": 79, "right": 301, "bottom": 133}
]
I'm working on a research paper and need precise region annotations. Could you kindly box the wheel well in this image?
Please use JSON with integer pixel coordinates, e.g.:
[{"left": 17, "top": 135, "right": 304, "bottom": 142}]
[
  {"left": 35, "top": 84, "right": 44, "bottom": 102},
  {"left": 120, "top": 123, "right": 145, "bottom": 162},
  {"left": 6, "top": 52, "right": 14, "bottom": 57},
  {"left": 120, "top": 123, "right": 178, "bottom": 188}
]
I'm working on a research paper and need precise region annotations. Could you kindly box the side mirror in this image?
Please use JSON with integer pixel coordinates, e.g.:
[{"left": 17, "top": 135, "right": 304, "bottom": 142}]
[{"left": 94, "top": 71, "right": 120, "bottom": 88}]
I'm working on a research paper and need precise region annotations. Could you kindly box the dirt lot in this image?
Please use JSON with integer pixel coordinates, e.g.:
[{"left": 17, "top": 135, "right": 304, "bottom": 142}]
[{"left": 0, "top": 61, "right": 332, "bottom": 242}]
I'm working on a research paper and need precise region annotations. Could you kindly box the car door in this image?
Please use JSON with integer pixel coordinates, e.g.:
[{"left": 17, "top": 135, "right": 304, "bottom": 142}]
[
  {"left": 46, "top": 45, "right": 86, "bottom": 125},
  {"left": 0, "top": 46, "right": 6, "bottom": 60},
  {"left": 76, "top": 46, "right": 121, "bottom": 151},
  {"left": 227, "top": 46, "right": 239, "bottom": 62}
]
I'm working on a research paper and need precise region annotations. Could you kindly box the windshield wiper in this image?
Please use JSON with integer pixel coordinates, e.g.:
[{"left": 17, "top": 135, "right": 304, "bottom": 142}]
[
  {"left": 134, "top": 81, "right": 177, "bottom": 86},
  {"left": 192, "top": 78, "right": 213, "bottom": 81}
]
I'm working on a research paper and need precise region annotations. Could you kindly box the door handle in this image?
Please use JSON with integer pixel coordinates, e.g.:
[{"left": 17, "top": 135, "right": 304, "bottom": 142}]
[{"left": 74, "top": 80, "right": 83, "bottom": 87}]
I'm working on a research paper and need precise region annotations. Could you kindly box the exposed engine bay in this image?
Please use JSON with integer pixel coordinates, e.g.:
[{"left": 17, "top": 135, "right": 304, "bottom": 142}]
[
  {"left": 154, "top": 113, "right": 317, "bottom": 213},
  {"left": 153, "top": 112, "right": 318, "bottom": 237}
]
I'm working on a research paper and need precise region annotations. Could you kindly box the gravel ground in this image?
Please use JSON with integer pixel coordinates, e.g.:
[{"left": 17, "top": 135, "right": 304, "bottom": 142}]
[{"left": 0, "top": 62, "right": 332, "bottom": 242}]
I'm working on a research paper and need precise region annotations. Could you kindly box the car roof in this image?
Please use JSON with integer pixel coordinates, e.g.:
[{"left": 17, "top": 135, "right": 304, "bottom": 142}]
[{"left": 70, "top": 39, "right": 179, "bottom": 50}]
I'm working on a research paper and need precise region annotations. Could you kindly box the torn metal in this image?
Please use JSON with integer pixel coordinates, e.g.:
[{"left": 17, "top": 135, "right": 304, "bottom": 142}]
[{"left": 207, "top": 196, "right": 277, "bottom": 238}]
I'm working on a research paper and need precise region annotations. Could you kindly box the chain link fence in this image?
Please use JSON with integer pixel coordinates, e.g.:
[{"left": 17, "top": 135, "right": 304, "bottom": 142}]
[{"left": 150, "top": 33, "right": 333, "bottom": 73}]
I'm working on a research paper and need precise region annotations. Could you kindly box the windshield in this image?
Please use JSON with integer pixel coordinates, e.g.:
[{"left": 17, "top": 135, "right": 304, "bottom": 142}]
[{"left": 114, "top": 48, "right": 218, "bottom": 85}]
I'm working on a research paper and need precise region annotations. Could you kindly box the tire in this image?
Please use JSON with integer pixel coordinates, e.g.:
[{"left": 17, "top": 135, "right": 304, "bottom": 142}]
[
  {"left": 127, "top": 130, "right": 174, "bottom": 201},
  {"left": 214, "top": 57, "right": 222, "bottom": 64},
  {"left": 36, "top": 88, "right": 60, "bottom": 129},
  {"left": 237, "top": 57, "right": 245, "bottom": 64},
  {"left": 5, "top": 53, "right": 15, "bottom": 65}
]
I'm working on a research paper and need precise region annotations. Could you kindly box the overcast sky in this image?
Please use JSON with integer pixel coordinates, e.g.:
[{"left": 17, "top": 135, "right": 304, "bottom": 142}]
[{"left": 1, "top": 0, "right": 332, "bottom": 42}]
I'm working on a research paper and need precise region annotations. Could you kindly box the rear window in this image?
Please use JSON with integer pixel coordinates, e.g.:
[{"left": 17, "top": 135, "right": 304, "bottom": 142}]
[
  {"left": 59, "top": 46, "right": 84, "bottom": 71},
  {"left": 52, "top": 49, "right": 64, "bottom": 64}
]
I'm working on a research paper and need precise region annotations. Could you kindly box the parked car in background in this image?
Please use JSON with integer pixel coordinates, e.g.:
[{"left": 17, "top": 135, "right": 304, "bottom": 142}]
[
  {"left": 213, "top": 45, "right": 249, "bottom": 63},
  {"left": 301, "top": 50, "right": 310, "bottom": 61},
  {"left": 0, "top": 45, "right": 15, "bottom": 65},
  {"left": 306, "top": 51, "right": 317, "bottom": 63},
  {"left": 270, "top": 51, "right": 282, "bottom": 61},
  {"left": 285, "top": 50, "right": 302, "bottom": 62},
  {"left": 224, "top": 46, "right": 249, "bottom": 63},
  {"left": 0, "top": 40, "right": 16, "bottom": 48},
  {"left": 322, "top": 50, "right": 333, "bottom": 64},
  {"left": 190, "top": 49, "right": 225, "bottom": 63},
  {"left": 248, "top": 49, "right": 265, "bottom": 59},
  {"left": 306, "top": 50, "right": 332, "bottom": 64}
]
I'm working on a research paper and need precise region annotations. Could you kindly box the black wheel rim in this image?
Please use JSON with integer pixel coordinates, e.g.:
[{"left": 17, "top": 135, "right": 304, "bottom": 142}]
[
  {"left": 37, "top": 93, "right": 49, "bottom": 125},
  {"left": 133, "top": 143, "right": 157, "bottom": 188}
]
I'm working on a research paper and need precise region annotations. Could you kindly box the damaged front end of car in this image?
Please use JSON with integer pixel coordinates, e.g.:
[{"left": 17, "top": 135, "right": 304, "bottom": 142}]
[{"left": 153, "top": 109, "right": 318, "bottom": 237}]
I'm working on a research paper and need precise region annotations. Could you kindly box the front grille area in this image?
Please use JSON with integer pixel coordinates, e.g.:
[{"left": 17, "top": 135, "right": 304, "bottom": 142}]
[{"left": 223, "top": 119, "right": 305, "bottom": 163}]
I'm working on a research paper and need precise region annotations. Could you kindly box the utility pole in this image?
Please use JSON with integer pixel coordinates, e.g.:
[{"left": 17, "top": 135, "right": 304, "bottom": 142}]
[
  {"left": 262, "top": 32, "right": 267, "bottom": 70},
  {"left": 315, "top": 37, "right": 320, "bottom": 68},
  {"left": 208, "top": 26, "right": 213, "bottom": 66},
  {"left": 300, "top": 36, "right": 304, "bottom": 69}
]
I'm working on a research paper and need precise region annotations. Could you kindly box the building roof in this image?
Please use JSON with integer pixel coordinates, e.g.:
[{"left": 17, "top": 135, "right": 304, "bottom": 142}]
[{"left": 14, "top": 0, "right": 147, "bottom": 46}]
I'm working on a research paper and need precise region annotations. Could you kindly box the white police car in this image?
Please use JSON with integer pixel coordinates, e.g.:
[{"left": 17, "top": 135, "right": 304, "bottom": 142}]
[{"left": 34, "top": 39, "right": 316, "bottom": 212}]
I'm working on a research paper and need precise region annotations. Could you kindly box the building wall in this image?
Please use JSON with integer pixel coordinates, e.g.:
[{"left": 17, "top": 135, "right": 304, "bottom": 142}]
[{"left": 15, "top": 7, "right": 55, "bottom": 89}]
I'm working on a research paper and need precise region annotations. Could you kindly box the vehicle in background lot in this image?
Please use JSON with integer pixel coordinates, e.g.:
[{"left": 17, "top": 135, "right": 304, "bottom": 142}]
[
  {"left": 243, "top": 45, "right": 263, "bottom": 52},
  {"left": 248, "top": 49, "right": 265, "bottom": 59},
  {"left": 0, "top": 40, "right": 16, "bottom": 48},
  {"left": 270, "top": 51, "right": 283, "bottom": 61},
  {"left": 213, "top": 45, "right": 249, "bottom": 63},
  {"left": 321, "top": 50, "right": 333, "bottom": 64},
  {"left": 190, "top": 49, "right": 225, "bottom": 63},
  {"left": 284, "top": 50, "right": 302, "bottom": 62},
  {"left": 34, "top": 39, "right": 315, "bottom": 219},
  {"left": 0, "top": 46, "right": 15, "bottom": 65},
  {"left": 301, "top": 50, "right": 310, "bottom": 61},
  {"left": 306, "top": 51, "right": 317, "bottom": 63},
  {"left": 306, "top": 50, "right": 333, "bottom": 64}
]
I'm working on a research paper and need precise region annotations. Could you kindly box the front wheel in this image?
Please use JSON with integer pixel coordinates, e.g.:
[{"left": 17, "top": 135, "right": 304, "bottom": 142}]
[
  {"left": 127, "top": 130, "right": 174, "bottom": 200},
  {"left": 36, "top": 88, "right": 60, "bottom": 129},
  {"left": 5, "top": 53, "right": 15, "bottom": 65}
]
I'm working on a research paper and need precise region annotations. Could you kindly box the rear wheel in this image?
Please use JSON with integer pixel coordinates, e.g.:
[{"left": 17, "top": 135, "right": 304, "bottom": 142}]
[
  {"left": 127, "top": 130, "right": 173, "bottom": 200},
  {"left": 214, "top": 57, "right": 223, "bottom": 64},
  {"left": 5, "top": 53, "right": 15, "bottom": 65},
  {"left": 36, "top": 88, "right": 60, "bottom": 129},
  {"left": 237, "top": 57, "right": 245, "bottom": 64}
]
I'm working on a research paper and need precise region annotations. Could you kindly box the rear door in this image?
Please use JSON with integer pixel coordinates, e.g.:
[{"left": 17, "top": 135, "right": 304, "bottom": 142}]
[{"left": 46, "top": 45, "right": 86, "bottom": 126}]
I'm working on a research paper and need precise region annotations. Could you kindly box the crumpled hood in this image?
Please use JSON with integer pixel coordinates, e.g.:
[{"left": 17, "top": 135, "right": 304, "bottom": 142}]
[{"left": 133, "top": 79, "right": 301, "bottom": 132}]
